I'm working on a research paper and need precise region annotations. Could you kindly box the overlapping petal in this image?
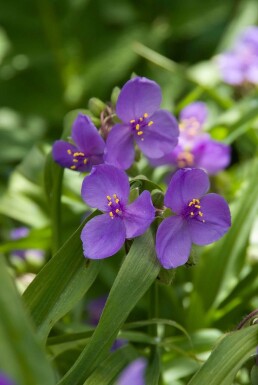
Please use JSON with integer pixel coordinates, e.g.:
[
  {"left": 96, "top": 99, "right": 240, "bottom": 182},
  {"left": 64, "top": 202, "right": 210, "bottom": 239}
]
[
  {"left": 179, "top": 102, "right": 208, "bottom": 125},
  {"left": 193, "top": 138, "right": 231, "bottom": 174},
  {"left": 156, "top": 215, "right": 191, "bottom": 269},
  {"left": 81, "top": 164, "right": 130, "bottom": 211},
  {"left": 81, "top": 214, "right": 126, "bottom": 259},
  {"left": 116, "top": 77, "right": 162, "bottom": 122},
  {"left": 123, "top": 191, "right": 155, "bottom": 238},
  {"left": 52, "top": 140, "right": 78, "bottom": 169},
  {"left": 136, "top": 110, "right": 179, "bottom": 159},
  {"left": 164, "top": 168, "right": 210, "bottom": 214},
  {"left": 189, "top": 193, "right": 231, "bottom": 245},
  {"left": 105, "top": 124, "right": 135, "bottom": 170},
  {"left": 71, "top": 113, "right": 105, "bottom": 155}
]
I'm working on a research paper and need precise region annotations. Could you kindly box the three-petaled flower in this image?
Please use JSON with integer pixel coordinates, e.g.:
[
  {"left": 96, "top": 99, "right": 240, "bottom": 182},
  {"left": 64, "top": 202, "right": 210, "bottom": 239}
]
[
  {"left": 53, "top": 113, "right": 105, "bottom": 172},
  {"left": 156, "top": 168, "right": 231, "bottom": 269},
  {"left": 149, "top": 102, "right": 230, "bottom": 175},
  {"left": 81, "top": 164, "right": 155, "bottom": 259},
  {"left": 105, "top": 76, "right": 179, "bottom": 170}
]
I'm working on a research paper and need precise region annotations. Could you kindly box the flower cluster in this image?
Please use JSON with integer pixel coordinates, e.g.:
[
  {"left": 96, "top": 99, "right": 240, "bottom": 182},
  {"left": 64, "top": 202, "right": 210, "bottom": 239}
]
[
  {"left": 150, "top": 102, "right": 230, "bottom": 175},
  {"left": 52, "top": 76, "right": 231, "bottom": 270},
  {"left": 218, "top": 26, "right": 258, "bottom": 86}
]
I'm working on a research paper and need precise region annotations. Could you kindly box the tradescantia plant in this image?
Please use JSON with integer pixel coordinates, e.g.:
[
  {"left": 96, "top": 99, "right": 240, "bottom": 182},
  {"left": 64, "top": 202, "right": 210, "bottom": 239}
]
[{"left": 1, "top": 57, "right": 258, "bottom": 385}]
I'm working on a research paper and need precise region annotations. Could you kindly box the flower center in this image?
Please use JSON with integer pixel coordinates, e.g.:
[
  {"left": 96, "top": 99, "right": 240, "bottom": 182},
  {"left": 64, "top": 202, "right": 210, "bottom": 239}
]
[
  {"left": 185, "top": 198, "right": 205, "bottom": 222},
  {"left": 67, "top": 149, "right": 88, "bottom": 170},
  {"left": 106, "top": 194, "right": 123, "bottom": 219},
  {"left": 179, "top": 117, "right": 201, "bottom": 137},
  {"left": 129, "top": 112, "right": 154, "bottom": 141},
  {"left": 177, "top": 151, "right": 194, "bottom": 168}
]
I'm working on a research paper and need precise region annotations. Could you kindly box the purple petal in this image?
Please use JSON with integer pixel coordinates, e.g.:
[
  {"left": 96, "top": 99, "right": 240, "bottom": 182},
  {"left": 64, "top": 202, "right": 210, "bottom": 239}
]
[
  {"left": 156, "top": 215, "right": 191, "bottom": 269},
  {"left": 189, "top": 193, "right": 231, "bottom": 245},
  {"left": 71, "top": 113, "right": 105, "bottom": 155},
  {"left": 52, "top": 140, "right": 78, "bottom": 169},
  {"left": 116, "top": 77, "right": 162, "bottom": 123},
  {"left": 10, "top": 227, "right": 29, "bottom": 240},
  {"left": 117, "top": 358, "right": 147, "bottom": 385},
  {"left": 179, "top": 102, "right": 208, "bottom": 125},
  {"left": 136, "top": 110, "right": 179, "bottom": 159},
  {"left": 105, "top": 124, "right": 135, "bottom": 170},
  {"left": 0, "top": 374, "right": 16, "bottom": 385},
  {"left": 164, "top": 168, "right": 210, "bottom": 214},
  {"left": 192, "top": 138, "right": 231, "bottom": 174},
  {"left": 87, "top": 296, "right": 107, "bottom": 325},
  {"left": 123, "top": 191, "right": 155, "bottom": 238},
  {"left": 81, "top": 164, "right": 130, "bottom": 211},
  {"left": 81, "top": 214, "right": 126, "bottom": 259}
]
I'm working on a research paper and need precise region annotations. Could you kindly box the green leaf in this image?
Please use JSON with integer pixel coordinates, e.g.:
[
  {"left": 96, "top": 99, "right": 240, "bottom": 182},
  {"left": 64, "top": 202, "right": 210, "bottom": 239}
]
[
  {"left": 58, "top": 229, "right": 160, "bottom": 385},
  {"left": 187, "top": 325, "right": 258, "bottom": 385},
  {"left": 23, "top": 215, "right": 100, "bottom": 342},
  {"left": 83, "top": 345, "right": 138, "bottom": 385},
  {"left": 0, "top": 256, "right": 55, "bottom": 385},
  {"left": 146, "top": 348, "right": 161, "bottom": 385}
]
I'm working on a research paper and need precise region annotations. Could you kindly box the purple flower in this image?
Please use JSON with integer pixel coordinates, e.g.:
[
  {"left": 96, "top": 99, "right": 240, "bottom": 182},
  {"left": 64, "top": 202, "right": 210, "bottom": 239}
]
[
  {"left": 9, "top": 227, "right": 45, "bottom": 263},
  {"left": 0, "top": 373, "right": 16, "bottom": 385},
  {"left": 149, "top": 102, "right": 231, "bottom": 175},
  {"left": 117, "top": 358, "right": 147, "bottom": 385},
  {"left": 53, "top": 113, "right": 105, "bottom": 172},
  {"left": 80, "top": 164, "right": 155, "bottom": 259},
  {"left": 156, "top": 168, "right": 231, "bottom": 269},
  {"left": 105, "top": 77, "right": 179, "bottom": 170},
  {"left": 218, "top": 26, "right": 258, "bottom": 85}
]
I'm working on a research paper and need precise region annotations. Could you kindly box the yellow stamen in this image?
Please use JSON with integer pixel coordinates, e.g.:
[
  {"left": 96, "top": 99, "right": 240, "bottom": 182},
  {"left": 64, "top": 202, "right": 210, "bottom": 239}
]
[
  {"left": 190, "top": 212, "right": 194, "bottom": 216},
  {"left": 67, "top": 149, "right": 72, "bottom": 155},
  {"left": 83, "top": 158, "right": 88, "bottom": 164},
  {"left": 130, "top": 119, "right": 135, "bottom": 123},
  {"left": 115, "top": 209, "right": 120, "bottom": 214},
  {"left": 199, "top": 211, "right": 203, "bottom": 217},
  {"left": 135, "top": 124, "right": 140, "bottom": 130},
  {"left": 109, "top": 212, "right": 114, "bottom": 218},
  {"left": 195, "top": 205, "right": 201, "bottom": 209},
  {"left": 74, "top": 152, "right": 85, "bottom": 157},
  {"left": 73, "top": 159, "right": 78, "bottom": 163},
  {"left": 70, "top": 165, "right": 76, "bottom": 169},
  {"left": 115, "top": 198, "right": 119, "bottom": 204},
  {"left": 143, "top": 113, "right": 148, "bottom": 118},
  {"left": 139, "top": 117, "right": 143, "bottom": 122},
  {"left": 137, "top": 131, "right": 143, "bottom": 136},
  {"left": 148, "top": 121, "right": 154, "bottom": 126},
  {"left": 108, "top": 202, "right": 112, "bottom": 206},
  {"left": 113, "top": 194, "right": 117, "bottom": 198},
  {"left": 107, "top": 195, "right": 112, "bottom": 201}
]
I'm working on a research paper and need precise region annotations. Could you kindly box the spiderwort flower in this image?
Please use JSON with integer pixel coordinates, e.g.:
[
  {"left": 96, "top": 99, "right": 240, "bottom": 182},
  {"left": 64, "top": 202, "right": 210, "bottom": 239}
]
[
  {"left": 105, "top": 77, "right": 179, "bottom": 170},
  {"left": 156, "top": 168, "right": 231, "bottom": 269},
  {"left": 81, "top": 164, "right": 155, "bottom": 259},
  {"left": 53, "top": 113, "right": 105, "bottom": 172},
  {"left": 116, "top": 358, "right": 147, "bottom": 385},
  {"left": 149, "top": 102, "right": 230, "bottom": 175},
  {"left": 217, "top": 26, "right": 258, "bottom": 85}
]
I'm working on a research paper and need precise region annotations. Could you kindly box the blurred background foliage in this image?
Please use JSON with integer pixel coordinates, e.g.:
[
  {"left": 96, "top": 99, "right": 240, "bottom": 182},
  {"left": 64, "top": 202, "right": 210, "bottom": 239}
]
[{"left": 1, "top": 0, "right": 258, "bottom": 384}]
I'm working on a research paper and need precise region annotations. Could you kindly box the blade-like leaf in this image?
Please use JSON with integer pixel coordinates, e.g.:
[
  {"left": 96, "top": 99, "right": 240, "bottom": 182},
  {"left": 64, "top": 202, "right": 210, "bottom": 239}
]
[
  {"left": 58, "top": 229, "right": 160, "bottom": 385},
  {"left": 188, "top": 325, "right": 258, "bottom": 385},
  {"left": 23, "top": 215, "right": 100, "bottom": 342},
  {"left": 0, "top": 256, "right": 55, "bottom": 385}
]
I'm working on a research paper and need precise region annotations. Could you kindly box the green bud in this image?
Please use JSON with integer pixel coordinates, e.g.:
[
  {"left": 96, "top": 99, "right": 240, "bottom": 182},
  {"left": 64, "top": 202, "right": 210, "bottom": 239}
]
[
  {"left": 157, "top": 268, "right": 176, "bottom": 285},
  {"left": 110, "top": 86, "right": 120, "bottom": 106},
  {"left": 88, "top": 97, "right": 107, "bottom": 117},
  {"left": 151, "top": 189, "right": 164, "bottom": 209}
]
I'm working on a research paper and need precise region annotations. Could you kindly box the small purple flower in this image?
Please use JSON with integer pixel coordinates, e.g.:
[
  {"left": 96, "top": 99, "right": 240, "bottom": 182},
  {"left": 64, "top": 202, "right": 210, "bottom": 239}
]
[
  {"left": 81, "top": 164, "right": 155, "bottom": 259},
  {"left": 149, "top": 102, "right": 231, "bottom": 175},
  {"left": 218, "top": 26, "right": 258, "bottom": 85},
  {"left": 0, "top": 373, "right": 16, "bottom": 385},
  {"left": 105, "top": 77, "right": 179, "bottom": 170},
  {"left": 117, "top": 358, "right": 147, "bottom": 385},
  {"left": 9, "top": 227, "right": 45, "bottom": 263},
  {"left": 53, "top": 113, "right": 105, "bottom": 172},
  {"left": 156, "top": 168, "right": 231, "bottom": 269}
]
